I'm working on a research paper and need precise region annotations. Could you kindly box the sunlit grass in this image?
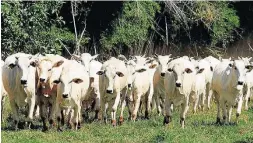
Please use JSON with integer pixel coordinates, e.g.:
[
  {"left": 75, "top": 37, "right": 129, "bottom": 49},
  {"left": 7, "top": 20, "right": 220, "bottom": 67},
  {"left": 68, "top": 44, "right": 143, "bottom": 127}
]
[{"left": 1, "top": 96, "right": 253, "bottom": 143}]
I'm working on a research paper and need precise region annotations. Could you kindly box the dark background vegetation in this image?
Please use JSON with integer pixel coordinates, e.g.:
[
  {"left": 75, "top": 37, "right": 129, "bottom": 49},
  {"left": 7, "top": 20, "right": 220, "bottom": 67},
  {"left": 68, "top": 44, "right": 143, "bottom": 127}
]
[{"left": 1, "top": 1, "right": 253, "bottom": 59}]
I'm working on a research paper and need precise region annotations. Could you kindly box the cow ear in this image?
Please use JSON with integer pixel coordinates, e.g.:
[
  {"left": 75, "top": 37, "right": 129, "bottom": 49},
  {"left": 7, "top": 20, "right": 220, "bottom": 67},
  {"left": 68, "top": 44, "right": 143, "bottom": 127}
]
[
  {"left": 197, "top": 68, "right": 205, "bottom": 74},
  {"left": 72, "top": 78, "right": 83, "bottom": 84},
  {"left": 149, "top": 64, "right": 157, "bottom": 69},
  {"left": 15, "top": 56, "right": 19, "bottom": 60},
  {"left": 210, "top": 66, "right": 213, "bottom": 71},
  {"left": 92, "top": 54, "right": 99, "bottom": 60},
  {"left": 116, "top": 71, "right": 124, "bottom": 77},
  {"left": 96, "top": 70, "right": 104, "bottom": 75},
  {"left": 136, "top": 68, "right": 146, "bottom": 73},
  {"left": 238, "top": 56, "right": 242, "bottom": 60},
  {"left": 30, "top": 60, "right": 38, "bottom": 67},
  {"left": 8, "top": 63, "right": 16, "bottom": 69},
  {"left": 53, "top": 60, "right": 64, "bottom": 68},
  {"left": 185, "top": 68, "right": 193, "bottom": 73},
  {"left": 28, "top": 56, "right": 33, "bottom": 60},
  {"left": 245, "top": 65, "right": 253, "bottom": 70},
  {"left": 154, "top": 54, "right": 158, "bottom": 59},
  {"left": 248, "top": 57, "right": 252, "bottom": 61}
]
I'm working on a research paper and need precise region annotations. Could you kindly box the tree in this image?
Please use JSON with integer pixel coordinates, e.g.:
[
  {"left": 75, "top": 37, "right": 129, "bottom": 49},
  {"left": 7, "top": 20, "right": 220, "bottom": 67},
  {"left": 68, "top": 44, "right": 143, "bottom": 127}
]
[
  {"left": 1, "top": 1, "right": 75, "bottom": 59},
  {"left": 100, "top": 1, "right": 160, "bottom": 55}
]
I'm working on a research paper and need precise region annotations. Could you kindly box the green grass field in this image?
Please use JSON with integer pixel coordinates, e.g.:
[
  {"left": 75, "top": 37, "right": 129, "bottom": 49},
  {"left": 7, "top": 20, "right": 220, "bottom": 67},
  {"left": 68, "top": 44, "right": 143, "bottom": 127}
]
[{"left": 1, "top": 97, "right": 253, "bottom": 143}]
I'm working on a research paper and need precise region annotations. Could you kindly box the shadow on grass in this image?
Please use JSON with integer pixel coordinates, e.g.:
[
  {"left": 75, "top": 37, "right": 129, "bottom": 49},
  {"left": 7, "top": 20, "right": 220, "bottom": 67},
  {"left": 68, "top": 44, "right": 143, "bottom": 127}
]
[{"left": 191, "top": 120, "right": 237, "bottom": 127}]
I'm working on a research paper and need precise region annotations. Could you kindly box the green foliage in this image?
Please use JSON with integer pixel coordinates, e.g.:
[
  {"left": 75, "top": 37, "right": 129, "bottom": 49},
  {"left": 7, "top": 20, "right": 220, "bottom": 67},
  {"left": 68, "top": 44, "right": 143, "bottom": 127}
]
[
  {"left": 1, "top": 1, "right": 75, "bottom": 58},
  {"left": 101, "top": 1, "right": 160, "bottom": 50},
  {"left": 163, "top": 1, "right": 240, "bottom": 47},
  {"left": 211, "top": 2, "right": 240, "bottom": 47}
]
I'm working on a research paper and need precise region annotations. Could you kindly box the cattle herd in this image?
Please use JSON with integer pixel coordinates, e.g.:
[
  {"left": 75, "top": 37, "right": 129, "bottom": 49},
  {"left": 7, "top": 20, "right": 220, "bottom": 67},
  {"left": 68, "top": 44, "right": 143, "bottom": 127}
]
[{"left": 1, "top": 53, "right": 253, "bottom": 132}]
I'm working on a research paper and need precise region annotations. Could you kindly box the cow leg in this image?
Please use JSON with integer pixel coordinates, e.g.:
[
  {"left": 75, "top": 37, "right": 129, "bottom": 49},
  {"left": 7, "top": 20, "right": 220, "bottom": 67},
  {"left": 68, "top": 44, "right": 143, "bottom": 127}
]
[
  {"left": 119, "top": 99, "right": 126, "bottom": 125},
  {"left": 56, "top": 103, "right": 63, "bottom": 132},
  {"left": 1, "top": 96, "right": 5, "bottom": 122},
  {"left": 201, "top": 92, "right": 206, "bottom": 111},
  {"left": 39, "top": 100, "right": 48, "bottom": 132},
  {"left": 48, "top": 96, "right": 56, "bottom": 128},
  {"left": 193, "top": 93, "right": 199, "bottom": 114},
  {"left": 72, "top": 107, "right": 79, "bottom": 130},
  {"left": 111, "top": 92, "right": 121, "bottom": 126},
  {"left": 147, "top": 84, "right": 154, "bottom": 117},
  {"left": 156, "top": 94, "right": 162, "bottom": 116},
  {"left": 180, "top": 98, "right": 189, "bottom": 129},
  {"left": 100, "top": 99, "right": 107, "bottom": 124},
  {"left": 245, "top": 86, "right": 250, "bottom": 110},
  {"left": 10, "top": 100, "right": 19, "bottom": 130},
  {"left": 221, "top": 100, "right": 227, "bottom": 124},
  {"left": 227, "top": 104, "right": 232, "bottom": 123},
  {"left": 119, "top": 89, "right": 128, "bottom": 125},
  {"left": 163, "top": 94, "right": 172, "bottom": 125},
  {"left": 94, "top": 94, "right": 100, "bottom": 120},
  {"left": 27, "top": 96, "right": 36, "bottom": 129},
  {"left": 236, "top": 95, "right": 243, "bottom": 124},
  {"left": 132, "top": 94, "right": 141, "bottom": 121},
  {"left": 207, "top": 89, "right": 213, "bottom": 110}
]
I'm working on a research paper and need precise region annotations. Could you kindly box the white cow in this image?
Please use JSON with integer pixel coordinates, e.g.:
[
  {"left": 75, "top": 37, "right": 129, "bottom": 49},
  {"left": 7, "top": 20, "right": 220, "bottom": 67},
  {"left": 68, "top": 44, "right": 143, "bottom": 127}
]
[
  {"left": 35, "top": 54, "right": 66, "bottom": 131},
  {"left": 211, "top": 60, "right": 247, "bottom": 124},
  {"left": 195, "top": 59, "right": 214, "bottom": 110},
  {"left": 1, "top": 60, "right": 7, "bottom": 121},
  {"left": 72, "top": 53, "right": 99, "bottom": 73},
  {"left": 244, "top": 66, "right": 253, "bottom": 110},
  {"left": 2, "top": 53, "right": 37, "bottom": 130},
  {"left": 53, "top": 60, "right": 90, "bottom": 131},
  {"left": 73, "top": 53, "right": 101, "bottom": 119},
  {"left": 153, "top": 54, "right": 172, "bottom": 115},
  {"left": 121, "top": 60, "right": 157, "bottom": 122},
  {"left": 190, "top": 61, "right": 206, "bottom": 113},
  {"left": 97, "top": 58, "right": 128, "bottom": 126},
  {"left": 203, "top": 56, "right": 220, "bottom": 109},
  {"left": 82, "top": 60, "right": 102, "bottom": 120},
  {"left": 164, "top": 58, "right": 196, "bottom": 128}
]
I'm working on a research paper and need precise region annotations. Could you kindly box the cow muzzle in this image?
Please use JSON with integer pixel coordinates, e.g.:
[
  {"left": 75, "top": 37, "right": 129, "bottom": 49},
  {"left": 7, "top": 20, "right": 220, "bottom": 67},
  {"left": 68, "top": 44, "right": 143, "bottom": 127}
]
[
  {"left": 237, "top": 81, "right": 243, "bottom": 85},
  {"left": 40, "top": 78, "right": 46, "bottom": 83},
  {"left": 62, "top": 94, "right": 69, "bottom": 98},
  {"left": 176, "top": 82, "right": 181, "bottom": 87},
  {"left": 161, "top": 73, "right": 165, "bottom": 77},
  {"left": 106, "top": 90, "right": 113, "bottom": 94},
  {"left": 21, "top": 80, "right": 28, "bottom": 87}
]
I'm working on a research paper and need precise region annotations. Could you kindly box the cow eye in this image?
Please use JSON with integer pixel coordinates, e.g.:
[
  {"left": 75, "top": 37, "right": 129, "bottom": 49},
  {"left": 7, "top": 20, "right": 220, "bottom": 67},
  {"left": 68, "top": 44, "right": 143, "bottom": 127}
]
[
  {"left": 234, "top": 67, "right": 237, "bottom": 70},
  {"left": 53, "top": 80, "right": 61, "bottom": 84},
  {"left": 168, "top": 68, "right": 173, "bottom": 72},
  {"left": 48, "top": 68, "right": 52, "bottom": 71}
]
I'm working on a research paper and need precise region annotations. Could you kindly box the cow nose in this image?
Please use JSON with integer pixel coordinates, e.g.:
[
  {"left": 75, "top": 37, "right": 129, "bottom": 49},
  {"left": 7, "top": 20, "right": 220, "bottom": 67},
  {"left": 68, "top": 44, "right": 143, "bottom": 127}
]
[
  {"left": 40, "top": 78, "right": 45, "bottom": 82},
  {"left": 21, "top": 80, "right": 27, "bottom": 85},
  {"left": 128, "top": 84, "right": 132, "bottom": 88},
  {"left": 176, "top": 83, "right": 181, "bottom": 87},
  {"left": 62, "top": 94, "right": 68, "bottom": 98},
  {"left": 237, "top": 81, "right": 243, "bottom": 85},
  {"left": 106, "top": 90, "right": 113, "bottom": 94},
  {"left": 161, "top": 73, "right": 165, "bottom": 77}
]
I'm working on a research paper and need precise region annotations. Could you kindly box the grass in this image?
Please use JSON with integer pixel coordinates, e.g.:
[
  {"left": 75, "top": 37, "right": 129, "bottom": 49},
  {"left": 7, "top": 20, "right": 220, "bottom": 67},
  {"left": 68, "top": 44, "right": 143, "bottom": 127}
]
[{"left": 1, "top": 96, "right": 253, "bottom": 143}]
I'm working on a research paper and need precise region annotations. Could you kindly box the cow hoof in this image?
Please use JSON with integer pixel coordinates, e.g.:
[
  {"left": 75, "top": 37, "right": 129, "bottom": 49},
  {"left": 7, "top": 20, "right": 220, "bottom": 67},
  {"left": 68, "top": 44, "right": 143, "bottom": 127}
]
[
  {"left": 111, "top": 120, "right": 116, "bottom": 127},
  {"left": 163, "top": 116, "right": 171, "bottom": 125},
  {"left": 119, "top": 116, "right": 124, "bottom": 125},
  {"left": 42, "top": 126, "right": 49, "bottom": 132},
  {"left": 216, "top": 117, "right": 221, "bottom": 125},
  {"left": 57, "top": 128, "right": 63, "bottom": 132}
]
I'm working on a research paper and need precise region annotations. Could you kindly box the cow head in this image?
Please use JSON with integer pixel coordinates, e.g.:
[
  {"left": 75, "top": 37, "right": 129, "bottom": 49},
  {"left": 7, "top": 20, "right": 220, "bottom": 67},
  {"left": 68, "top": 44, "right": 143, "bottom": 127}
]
[
  {"left": 154, "top": 54, "right": 172, "bottom": 77},
  {"left": 8, "top": 55, "right": 37, "bottom": 87},
  {"left": 96, "top": 65, "right": 124, "bottom": 94}
]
